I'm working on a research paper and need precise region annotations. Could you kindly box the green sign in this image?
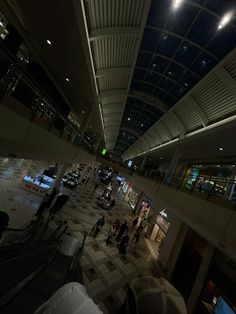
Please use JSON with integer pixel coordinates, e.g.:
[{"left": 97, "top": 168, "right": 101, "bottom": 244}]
[{"left": 102, "top": 148, "right": 107, "bottom": 155}]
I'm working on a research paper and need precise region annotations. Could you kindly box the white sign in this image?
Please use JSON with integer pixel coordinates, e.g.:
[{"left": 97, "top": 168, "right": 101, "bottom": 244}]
[{"left": 160, "top": 209, "right": 167, "bottom": 218}]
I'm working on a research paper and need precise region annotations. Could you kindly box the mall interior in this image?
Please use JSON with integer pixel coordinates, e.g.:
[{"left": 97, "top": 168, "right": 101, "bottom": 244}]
[{"left": 0, "top": 0, "right": 236, "bottom": 313}]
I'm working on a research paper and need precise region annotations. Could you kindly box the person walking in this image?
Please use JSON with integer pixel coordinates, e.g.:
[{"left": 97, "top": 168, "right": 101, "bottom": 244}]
[
  {"left": 118, "top": 234, "right": 129, "bottom": 256},
  {"left": 131, "top": 216, "right": 139, "bottom": 232},
  {"left": 116, "top": 221, "right": 128, "bottom": 242},
  {"left": 91, "top": 216, "right": 105, "bottom": 239}
]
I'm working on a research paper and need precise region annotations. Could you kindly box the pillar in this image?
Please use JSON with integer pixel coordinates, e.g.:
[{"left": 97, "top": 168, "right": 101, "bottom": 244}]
[
  {"left": 139, "top": 154, "right": 148, "bottom": 172},
  {"left": 165, "top": 148, "right": 180, "bottom": 184},
  {"left": 48, "top": 162, "right": 70, "bottom": 194},
  {"left": 187, "top": 242, "right": 214, "bottom": 314},
  {"left": 160, "top": 220, "right": 188, "bottom": 279},
  {"left": 94, "top": 136, "right": 103, "bottom": 152},
  {"left": 79, "top": 107, "right": 93, "bottom": 143}
]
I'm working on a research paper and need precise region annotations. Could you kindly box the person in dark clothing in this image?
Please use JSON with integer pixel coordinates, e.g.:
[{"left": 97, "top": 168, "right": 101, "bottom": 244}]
[
  {"left": 0, "top": 211, "right": 9, "bottom": 240},
  {"left": 131, "top": 216, "right": 139, "bottom": 232},
  {"left": 91, "top": 216, "right": 105, "bottom": 239},
  {"left": 119, "top": 235, "right": 129, "bottom": 256},
  {"left": 116, "top": 222, "right": 128, "bottom": 242}
]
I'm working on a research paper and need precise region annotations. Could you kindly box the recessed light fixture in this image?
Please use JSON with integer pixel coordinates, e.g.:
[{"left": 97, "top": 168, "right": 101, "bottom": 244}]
[
  {"left": 128, "top": 117, "right": 131, "bottom": 121},
  {"left": 172, "top": 0, "right": 184, "bottom": 10},
  {"left": 82, "top": 110, "right": 85, "bottom": 114},
  {"left": 219, "top": 147, "right": 223, "bottom": 151},
  {"left": 218, "top": 11, "right": 233, "bottom": 30},
  {"left": 46, "top": 39, "right": 52, "bottom": 46},
  {"left": 66, "top": 77, "right": 70, "bottom": 82}
]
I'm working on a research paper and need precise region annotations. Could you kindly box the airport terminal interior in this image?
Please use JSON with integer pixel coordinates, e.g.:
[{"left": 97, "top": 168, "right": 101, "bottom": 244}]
[{"left": 0, "top": 0, "right": 236, "bottom": 313}]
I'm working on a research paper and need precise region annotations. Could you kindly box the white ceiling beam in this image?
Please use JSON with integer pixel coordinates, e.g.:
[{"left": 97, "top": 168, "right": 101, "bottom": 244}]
[
  {"left": 96, "top": 67, "right": 131, "bottom": 77},
  {"left": 169, "top": 111, "right": 187, "bottom": 137},
  {"left": 129, "top": 90, "right": 167, "bottom": 113},
  {"left": 99, "top": 89, "right": 167, "bottom": 113},
  {"left": 187, "top": 96, "right": 209, "bottom": 127},
  {"left": 217, "top": 67, "right": 236, "bottom": 99},
  {"left": 90, "top": 27, "right": 140, "bottom": 41}
]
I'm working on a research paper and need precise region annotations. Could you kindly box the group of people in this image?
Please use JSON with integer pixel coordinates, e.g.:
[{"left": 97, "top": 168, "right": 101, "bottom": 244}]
[{"left": 90, "top": 214, "right": 146, "bottom": 257}]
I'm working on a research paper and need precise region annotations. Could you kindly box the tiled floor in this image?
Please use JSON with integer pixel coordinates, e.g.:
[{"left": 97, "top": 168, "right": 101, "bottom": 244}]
[
  {"left": 58, "top": 183, "right": 155, "bottom": 313},
  {"left": 0, "top": 158, "right": 52, "bottom": 229},
  {"left": 0, "top": 157, "right": 160, "bottom": 313}
]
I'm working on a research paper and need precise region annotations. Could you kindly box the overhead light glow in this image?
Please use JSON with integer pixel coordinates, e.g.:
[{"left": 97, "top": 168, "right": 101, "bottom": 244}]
[
  {"left": 66, "top": 77, "right": 70, "bottom": 82},
  {"left": 141, "top": 123, "right": 143, "bottom": 126},
  {"left": 46, "top": 39, "right": 52, "bottom": 45},
  {"left": 219, "top": 147, "right": 223, "bottom": 151},
  {"left": 172, "top": 0, "right": 184, "bottom": 10},
  {"left": 128, "top": 117, "right": 131, "bottom": 121},
  {"left": 82, "top": 110, "right": 85, "bottom": 114},
  {"left": 218, "top": 11, "right": 233, "bottom": 30}
]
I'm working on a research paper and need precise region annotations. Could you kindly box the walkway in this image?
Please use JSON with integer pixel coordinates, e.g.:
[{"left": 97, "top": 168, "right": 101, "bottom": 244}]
[{"left": 58, "top": 183, "right": 153, "bottom": 313}]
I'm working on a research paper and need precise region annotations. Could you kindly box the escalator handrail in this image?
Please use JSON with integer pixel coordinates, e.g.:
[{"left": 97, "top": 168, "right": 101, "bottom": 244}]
[
  {"left": 0, "top": 223, "right": 67, "bottom": 262},
  {"left": 0, "top": 240, "right": 62, "bottom": 311}
]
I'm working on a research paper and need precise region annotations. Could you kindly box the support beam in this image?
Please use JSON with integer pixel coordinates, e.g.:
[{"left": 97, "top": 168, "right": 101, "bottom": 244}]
[
  {"left": 217, "top": 67, "right": 236, "bottom": 99},
  {"left": 187, "top": 96, "right": 209, "bottom": 127},
  {"left": 90, "top": 27, "right": 140, "bottom": 41},
  {"left": 96, "top": 67, "right": 131, "bottom": 78},
  {"left": 169, "top": 111, "right": 186, "bottom": 137},
  {"left": 100, "top": 89, "right": 167, "bottom": 113}
]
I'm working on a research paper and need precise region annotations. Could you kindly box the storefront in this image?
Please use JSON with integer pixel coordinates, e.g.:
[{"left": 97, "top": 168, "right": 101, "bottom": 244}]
[
  {"left": 146, "top": 210, "right": 170, "bottom": 251},
  {"left": 128, "top": 187, "right": 140, "bottom": 210},
  {"left": 122, "top": 180, "right": 129, "bottom": 194}
]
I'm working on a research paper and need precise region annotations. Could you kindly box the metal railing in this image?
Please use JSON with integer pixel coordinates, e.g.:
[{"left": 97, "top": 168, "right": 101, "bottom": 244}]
[{"left": 144, "top": 172, "right": 236, "bottom": 207}]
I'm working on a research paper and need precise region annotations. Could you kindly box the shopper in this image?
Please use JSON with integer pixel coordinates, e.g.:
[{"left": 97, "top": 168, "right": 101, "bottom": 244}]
[
  {"left": 118, "top": 234, "right": 129, "bottom": 256},
  {"left": 131, "top": 216, "right": 139, "bottom": 232},
  {"left": 116, "top": 221, "right": 128, "bottom": 242},
  {"left": 0, "top": 211, "right": 9, "bottom": 240},
  {"left": 91, "top": 216, "right": 105, "bottom": 239}
]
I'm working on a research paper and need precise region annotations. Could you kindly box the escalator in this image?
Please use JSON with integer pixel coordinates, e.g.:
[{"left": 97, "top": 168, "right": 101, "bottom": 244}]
[{"left": 0, "top": 218, "right": 85, "bottom": 314}]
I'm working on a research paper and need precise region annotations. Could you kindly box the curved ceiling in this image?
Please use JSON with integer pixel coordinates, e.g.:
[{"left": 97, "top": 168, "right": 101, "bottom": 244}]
[{"left": 115, "top": 0, "right": 236, "bottom": 155}]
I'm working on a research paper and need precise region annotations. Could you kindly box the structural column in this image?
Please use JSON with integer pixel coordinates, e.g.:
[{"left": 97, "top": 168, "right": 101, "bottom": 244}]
[
  {"left": 187, "top": 242, "right": 214, "bottom": 314},
  {"left": 139, "top": 154, "right": 148, "bottom": 172},
  {"left": 79, "top": 107, "right": 93, "bottom": 143},
  {"left": 165, "top": 148, "right": 180, "bottom": 184},
  {"left": 48, "top": 162, "right": 70, "bottom": 194},
  {"left": 94, "top": 136, "right": 103, "bottom": 153}
]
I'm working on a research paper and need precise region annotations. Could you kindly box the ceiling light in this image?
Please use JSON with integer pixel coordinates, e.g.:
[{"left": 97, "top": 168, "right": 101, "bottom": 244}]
[
  {"left": 219, "top": 147, "right": 223, "bottom": 151},
  {"left": 128, "top": 117, "right": 131, "bottom": 121},
  {"left": 66, "top": 77, "right": 70, "bottom": 82},
  {"left": 172, "top": 0, "right": 184, "bottom": 10},
  {"left": 217, "top": 165, "right": 220, "bottom": 168},
  {"left": 46, "top": 39, "right": 52, "bottom": 45},
  {"left": 141, "top": 123, "right": 143, "bottom": 126},
  {"left": 218, "top": 11, "right": 233, "bottom": 30},
  {"left": 82, "top": 110, "right": 85, "bottom": 114}
]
